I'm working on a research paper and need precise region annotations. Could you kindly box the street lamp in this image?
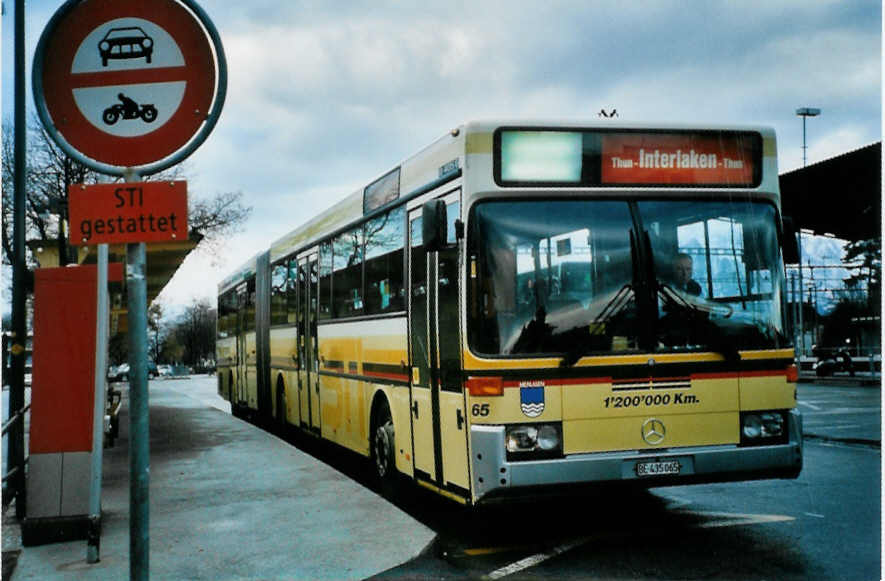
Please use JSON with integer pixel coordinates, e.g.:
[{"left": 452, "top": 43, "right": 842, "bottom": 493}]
[
  {"left": 796, "top": 107, "right": 821, "bottom": 167},
  {"left": 794, "top": 107, "right": 821, "bottom": 358}
]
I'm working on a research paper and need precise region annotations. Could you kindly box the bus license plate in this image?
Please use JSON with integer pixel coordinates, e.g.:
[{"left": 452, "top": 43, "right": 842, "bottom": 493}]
[{"left": 636, "top": 460, "right": 681, "bottom": 477}]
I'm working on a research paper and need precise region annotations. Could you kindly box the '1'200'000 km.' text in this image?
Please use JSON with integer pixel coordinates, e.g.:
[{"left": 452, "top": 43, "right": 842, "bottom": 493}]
[{"left": 604, "top": 393, "right": 700, "bottom": 408}]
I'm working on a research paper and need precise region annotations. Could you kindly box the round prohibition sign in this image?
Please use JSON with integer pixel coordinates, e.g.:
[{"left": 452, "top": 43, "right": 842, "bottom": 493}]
[{"left": 33, "top": 0, "right": 227, "bottom": 176}]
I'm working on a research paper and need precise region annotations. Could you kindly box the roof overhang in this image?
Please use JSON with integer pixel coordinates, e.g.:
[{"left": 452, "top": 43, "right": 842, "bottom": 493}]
[
  {"left": 779, "top": 142, "right": 880, "bottom": 241},
  {"left": 29, "top": 238, "right": 200, "bottom": 333}
]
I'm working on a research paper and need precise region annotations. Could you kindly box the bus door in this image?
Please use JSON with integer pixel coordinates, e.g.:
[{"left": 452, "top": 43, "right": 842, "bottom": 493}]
[
  {"left": 296, "top": 257, "right": 309, "bottom": 428},
  {"left": 408, "top": 192, "right": 470, "bottom": 497},
  {"left": 235, "top": 282, "right": 248, "bottom": 406},
  {"left": 298, "top": 253, "right": 321, "bottom": 434}
]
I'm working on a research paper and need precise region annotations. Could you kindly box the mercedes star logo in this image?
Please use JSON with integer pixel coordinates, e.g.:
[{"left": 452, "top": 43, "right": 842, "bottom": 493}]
[{"left": 641, "top": 418, "right": 666, "bottom": 445}]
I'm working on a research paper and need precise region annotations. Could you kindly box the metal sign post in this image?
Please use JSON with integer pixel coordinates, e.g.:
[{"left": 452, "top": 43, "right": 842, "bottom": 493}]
[
  {"left": 127, "top": 238, "right": 149, "bottom": 578},
  {"left": 125, "top": 168, "right": 150, "bottom": 579},
  {"left": 87, "top": 242, "right": 109, "bottom": 563}
]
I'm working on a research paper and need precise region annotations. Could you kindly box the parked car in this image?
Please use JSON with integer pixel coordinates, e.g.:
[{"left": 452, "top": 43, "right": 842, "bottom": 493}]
[
  {"left": 107, "top": 362, "right": 158, "bottom": 382},
  {"left": 107, "top": 363, "right": 129, "bottom": 382},
  {"left": 157, "top": 364, "right": 172, "bottom": 377}
]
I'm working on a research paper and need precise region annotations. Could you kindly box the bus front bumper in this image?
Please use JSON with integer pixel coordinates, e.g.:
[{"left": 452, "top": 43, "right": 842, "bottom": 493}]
[{"left": 470, "top": 410, "right": 803, "bottom": 504}]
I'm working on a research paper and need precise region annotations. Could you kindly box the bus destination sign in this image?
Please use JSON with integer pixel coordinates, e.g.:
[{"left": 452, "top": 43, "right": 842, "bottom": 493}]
[
  {"left": 495, "top": 129, "right": 761, "bottom": 188},
  {"left": 601, "top": 133, "right": 757, "bottom": 185},
  {"left": 68, "top": 181, "right": 188, "bottom": 245}
]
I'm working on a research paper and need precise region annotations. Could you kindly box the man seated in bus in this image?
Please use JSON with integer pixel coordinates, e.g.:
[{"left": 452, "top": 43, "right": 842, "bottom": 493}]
[{"left": 673, "top": 252, "right": 702, "bottom": 296}]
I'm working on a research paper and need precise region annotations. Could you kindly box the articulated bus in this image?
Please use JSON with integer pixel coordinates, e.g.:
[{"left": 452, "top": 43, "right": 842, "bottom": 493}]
[{"left": 217, "top": 121, "right": 802, "bottom": 505}]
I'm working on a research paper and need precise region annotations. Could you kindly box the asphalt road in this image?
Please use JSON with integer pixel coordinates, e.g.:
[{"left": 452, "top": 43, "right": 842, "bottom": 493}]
[{"left": 171, "top": 377, "right": 881, "bottom": 580}]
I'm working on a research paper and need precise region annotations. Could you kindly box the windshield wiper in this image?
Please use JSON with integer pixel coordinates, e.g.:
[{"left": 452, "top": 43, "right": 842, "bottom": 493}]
[
  {"left": 559, "top": 284, "right": 634, "bottom": 368},
  {"left": 656, "top": 282, "right": 739, "bottom": 361},
  {"left": 658, "top": 282, "right": 700, "bottom": 312}
]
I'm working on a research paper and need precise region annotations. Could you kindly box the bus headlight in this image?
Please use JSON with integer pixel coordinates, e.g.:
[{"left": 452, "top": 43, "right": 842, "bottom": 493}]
[
  {"left": 537, "top": 424, "right": 560, "bottom": 450},
  {"left": 506, "top": 425, "right": 538, "bottom": 452},
  {"left": 505, "top": 423, "right": 562, "bottom": 460},
  {"left": 742, "top": 414, "right": 762, "bottom": 439},
  {"left": 740, "top": 411, "right": 787, "bottom": 445}
]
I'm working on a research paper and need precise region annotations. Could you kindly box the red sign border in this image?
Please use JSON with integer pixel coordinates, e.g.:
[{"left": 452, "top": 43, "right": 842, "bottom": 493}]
[{"left": 40, "top": 0, "right": 216, "bottom": 168}]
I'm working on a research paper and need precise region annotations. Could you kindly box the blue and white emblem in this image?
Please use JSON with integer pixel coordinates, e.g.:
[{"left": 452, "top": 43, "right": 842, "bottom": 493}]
[{"left": 519, "top": 383, "right": 545, "bottom": 418}]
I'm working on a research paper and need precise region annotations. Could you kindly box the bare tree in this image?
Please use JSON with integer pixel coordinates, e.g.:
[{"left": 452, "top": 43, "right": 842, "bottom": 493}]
[
  {"left": 187, "top": 190, "right": 252, "bottom": 262},
  {"left": 164, "top": 298, "right": 216, "bottom": 367}
]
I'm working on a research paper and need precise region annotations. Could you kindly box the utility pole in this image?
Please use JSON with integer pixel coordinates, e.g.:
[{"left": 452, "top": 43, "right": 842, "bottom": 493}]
[
  {"left": 8, "top": 0, "right": 28, "bottom": 519},
  {"left": 794, "top": 107, "right": 821, "bottom": 358}
]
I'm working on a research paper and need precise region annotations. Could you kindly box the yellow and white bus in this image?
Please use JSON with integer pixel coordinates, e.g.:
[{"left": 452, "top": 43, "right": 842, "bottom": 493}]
[{"left": 217, "top": 121, "right": 802, "bottom": 505}]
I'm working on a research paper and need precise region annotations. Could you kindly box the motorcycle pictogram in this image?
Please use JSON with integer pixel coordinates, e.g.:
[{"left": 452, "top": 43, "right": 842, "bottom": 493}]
[{"left": 103, "top": 93, "right": 158, "bottom": 125}]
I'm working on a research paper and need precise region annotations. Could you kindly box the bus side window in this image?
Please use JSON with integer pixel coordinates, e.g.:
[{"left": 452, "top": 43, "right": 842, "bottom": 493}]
[
  {"left": 319, "top": 242, "right": 332, "bottom": 320},
  {"left": 286, "top": 258, "right": 298, "bottom": 324},
  {"left": 333, "top": 227, "right": 364, "bottom": 317},
  {"left": 271, "top": 261, "right": 288, "bottom": 325},
  {"left": 365, "top": 205, "right": 405, "bottom": 314}
]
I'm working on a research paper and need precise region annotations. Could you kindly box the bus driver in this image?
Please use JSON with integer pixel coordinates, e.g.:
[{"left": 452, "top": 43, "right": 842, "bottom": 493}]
[{"left": 673, "top": 252, "right": 702, "bottom": 296}]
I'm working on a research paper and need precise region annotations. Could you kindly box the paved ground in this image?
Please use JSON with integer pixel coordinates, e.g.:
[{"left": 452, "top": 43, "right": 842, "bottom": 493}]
[
  {"left": 3, "top": 377, "right": 434, "bottom": 580},
  {"left": 798, "top": 380, "right": 881, "bottom": 444}
]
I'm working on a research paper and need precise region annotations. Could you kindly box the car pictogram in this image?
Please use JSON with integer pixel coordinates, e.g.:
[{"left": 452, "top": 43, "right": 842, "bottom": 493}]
[{"left": 98, "top": 26, "right": 153, "bottom": 67}]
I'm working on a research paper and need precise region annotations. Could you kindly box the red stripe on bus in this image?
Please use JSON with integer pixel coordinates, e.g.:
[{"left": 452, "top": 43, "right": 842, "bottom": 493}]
[
  {"left": 499, "top": 376, "right": 614, "bottom": 388},
  {"left": 363, "top": 370, "right": 410, "bottom": 382},
  {"left": 691, "top": 370, "right": 789, "bottom": 380}
]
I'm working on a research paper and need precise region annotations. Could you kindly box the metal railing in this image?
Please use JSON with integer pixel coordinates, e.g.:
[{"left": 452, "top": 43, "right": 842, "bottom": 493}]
[{"left": 2, "top": 401, "right": 29, "bottom": 502}]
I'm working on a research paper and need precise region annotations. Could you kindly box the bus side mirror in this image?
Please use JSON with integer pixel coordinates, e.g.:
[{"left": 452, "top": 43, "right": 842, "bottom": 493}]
[
  {"left": 422, "top": 199, "right": 447, "bottom": 252},
  {"left": 782, "top": 216, "right": 800, "bottom": 264}
]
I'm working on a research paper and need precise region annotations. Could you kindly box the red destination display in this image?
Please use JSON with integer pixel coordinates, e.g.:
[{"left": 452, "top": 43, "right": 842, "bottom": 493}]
[
  {"left": 601, "top": 133, "right": 757, "bottom": 185},
  {"left": 69, "top": 181, "right": 188, "bottom": 245}
]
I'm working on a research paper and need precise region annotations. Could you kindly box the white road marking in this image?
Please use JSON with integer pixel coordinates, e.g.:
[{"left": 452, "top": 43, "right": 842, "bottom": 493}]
[
  {"left": 692, "top": 512, "right": 794, "bottom": 529},
  {"left": 804, "top": 408, "right": 878, "bottom": 416},
  {"left": 812, "top": 441, "right": 881, "bottom": 452},
  {"left": 799, "top": 401, "right": 822, "bottom": 411},
  {"left": 481, "top": 511, "right": 794, "bottom": 579},
  {"left": 804, "top": 512, "right": 825, "bottom": 518},
  {"left": 483, "top": 537, "right": 589, "bottom": 580}
]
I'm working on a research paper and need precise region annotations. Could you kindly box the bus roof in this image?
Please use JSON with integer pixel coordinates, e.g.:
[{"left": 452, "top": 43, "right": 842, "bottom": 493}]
[
  {"left": 252, "top": 120, "right": 778, "bottom": 270},
  {"left": 217, "top": 251, "right": 260, "bottom": 294}
]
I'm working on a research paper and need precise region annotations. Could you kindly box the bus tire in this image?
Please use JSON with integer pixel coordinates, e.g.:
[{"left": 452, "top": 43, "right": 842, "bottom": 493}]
[
  {"left": 371, "top": 398, "right": 398, "bottom": 497},
  {"left": 275, "top": 376, "right": 287, "bottom": 436}
]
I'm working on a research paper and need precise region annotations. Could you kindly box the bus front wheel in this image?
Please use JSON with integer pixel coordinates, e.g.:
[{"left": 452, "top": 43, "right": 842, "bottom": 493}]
[
  {"left": 275, "top": 377, "right": 287, "bottom": 436},
  {"left": 371, "top": 399, "right": 398, "bottom": 496}
]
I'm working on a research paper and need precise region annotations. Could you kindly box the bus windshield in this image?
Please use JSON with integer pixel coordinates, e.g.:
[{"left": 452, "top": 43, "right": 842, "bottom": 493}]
[{"left": 468, "top": 199, "right": 788, "bottom": 358}]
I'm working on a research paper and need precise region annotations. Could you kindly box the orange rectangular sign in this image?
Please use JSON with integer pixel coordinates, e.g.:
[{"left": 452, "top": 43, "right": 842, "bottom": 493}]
[
  {"left": 601, "top": 133, "right": 757, "bottom": 185},
  {"left": 69, "top": 181, "right": 188, "bottom": 245}
]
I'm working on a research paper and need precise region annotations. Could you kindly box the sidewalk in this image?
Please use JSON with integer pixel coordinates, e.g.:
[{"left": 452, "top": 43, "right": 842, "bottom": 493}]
[{"left": 3, "top": 379, "right": 435, "bottom": 580}]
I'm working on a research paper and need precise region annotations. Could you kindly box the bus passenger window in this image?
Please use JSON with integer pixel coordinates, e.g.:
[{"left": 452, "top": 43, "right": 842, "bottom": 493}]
[
  {"left": 319, "top": 242, "right": 332, "bottom": 320},
  {"left": 271, "top": 262, "right": 288, "bottom": 325},
  {"left": 286, "top": 259, "right": 298, "bottom": 323},
  {"left": 365, "top": 206, "right": 405, "bottom": 314},
  {"left": 243, "top": 277, "right": 256, "bottom": 332},
  {"left": 333, "top": 227, "right": 364, "bottom": 317}
]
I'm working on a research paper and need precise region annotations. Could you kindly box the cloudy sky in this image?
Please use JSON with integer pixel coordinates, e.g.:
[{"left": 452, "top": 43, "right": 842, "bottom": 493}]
[{"left": 2, "top": 0, "right": 881, "bottom": 313}]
